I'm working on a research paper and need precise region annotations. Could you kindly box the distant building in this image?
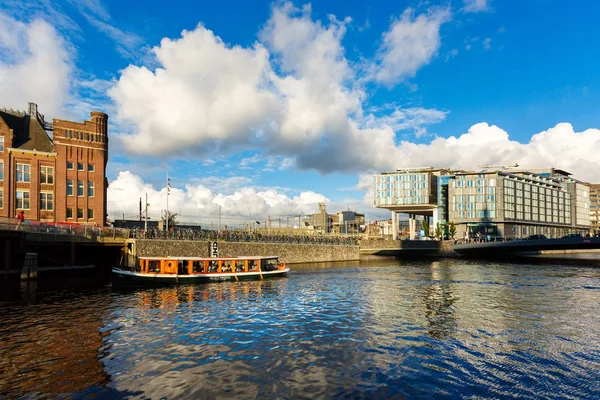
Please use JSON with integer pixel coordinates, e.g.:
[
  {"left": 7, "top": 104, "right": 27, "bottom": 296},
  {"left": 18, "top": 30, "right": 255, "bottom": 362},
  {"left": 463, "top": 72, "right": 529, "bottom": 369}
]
[
  {"left": 590, "top": 183, "right": 600, "bottom": 234},
  {"left": 332, "top": 210, "right": 365, "bottom": 234},
  {"left": 303, "top": 203, "right": 365, "bottom": 234},
  {"left": 374, "top": 166, "right": 590, "bottom": 240},
  {"left": 0, "top": 103, "right": 108, "bottom": 225}
]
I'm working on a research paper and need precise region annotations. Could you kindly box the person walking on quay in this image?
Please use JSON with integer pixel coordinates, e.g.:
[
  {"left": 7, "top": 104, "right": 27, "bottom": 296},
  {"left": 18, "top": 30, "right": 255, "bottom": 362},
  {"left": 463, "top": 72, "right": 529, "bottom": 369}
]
[{"left": 16, "top": 211, "right": 24, "bottom": 230}]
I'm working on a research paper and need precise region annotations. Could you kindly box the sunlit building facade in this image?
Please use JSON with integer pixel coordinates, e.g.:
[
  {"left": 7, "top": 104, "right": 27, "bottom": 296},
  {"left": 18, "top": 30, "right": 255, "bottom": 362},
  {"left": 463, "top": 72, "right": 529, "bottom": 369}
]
[
  {"left": 590, "top": 183, "right": 600, "bottom": 235},
  {"left": 374, "top": 167, "right": 590, "bottom": 239}
]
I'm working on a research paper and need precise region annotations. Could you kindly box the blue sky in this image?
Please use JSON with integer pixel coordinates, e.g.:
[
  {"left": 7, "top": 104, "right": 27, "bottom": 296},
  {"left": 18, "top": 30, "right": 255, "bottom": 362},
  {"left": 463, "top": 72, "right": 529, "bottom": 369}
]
[{"left": 1, "top": 0, "right": 599, "bottom": 225}]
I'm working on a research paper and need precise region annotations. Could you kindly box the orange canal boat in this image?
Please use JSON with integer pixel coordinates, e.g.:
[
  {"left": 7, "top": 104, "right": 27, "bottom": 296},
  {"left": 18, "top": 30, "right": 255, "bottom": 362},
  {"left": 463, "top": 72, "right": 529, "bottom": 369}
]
[{"left": 112, "top": 256, "right": 289, "bottom": 286}]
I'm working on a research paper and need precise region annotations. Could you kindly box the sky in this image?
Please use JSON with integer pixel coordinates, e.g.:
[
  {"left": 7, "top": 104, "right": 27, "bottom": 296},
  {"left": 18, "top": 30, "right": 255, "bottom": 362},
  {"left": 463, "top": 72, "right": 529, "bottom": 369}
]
[{"left": 1, "top": 0, "right": 599, "bottom": 228}]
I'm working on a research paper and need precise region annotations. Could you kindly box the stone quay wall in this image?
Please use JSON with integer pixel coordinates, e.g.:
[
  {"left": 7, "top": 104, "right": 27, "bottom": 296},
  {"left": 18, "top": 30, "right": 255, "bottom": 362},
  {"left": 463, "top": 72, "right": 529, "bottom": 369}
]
[
  {"left": 132, "top": 239, "right": 360, "bottom": 264},
  {"left": 359, "top": 238, "right": 457, "bottom": 257}
]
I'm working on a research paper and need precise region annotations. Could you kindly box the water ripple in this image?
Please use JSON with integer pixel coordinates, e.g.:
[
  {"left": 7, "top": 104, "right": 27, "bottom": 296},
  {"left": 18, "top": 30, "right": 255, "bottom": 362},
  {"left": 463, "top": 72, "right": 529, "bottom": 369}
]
[{"left": 1, "top": 260, "right": 600, "bottom": 398}]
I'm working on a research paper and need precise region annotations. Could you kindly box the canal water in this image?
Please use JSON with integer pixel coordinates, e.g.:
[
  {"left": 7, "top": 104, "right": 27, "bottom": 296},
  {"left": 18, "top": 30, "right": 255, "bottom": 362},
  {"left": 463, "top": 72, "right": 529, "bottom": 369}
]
[{"left": 1, "top": 258, "right": 599, "bottom": 399}]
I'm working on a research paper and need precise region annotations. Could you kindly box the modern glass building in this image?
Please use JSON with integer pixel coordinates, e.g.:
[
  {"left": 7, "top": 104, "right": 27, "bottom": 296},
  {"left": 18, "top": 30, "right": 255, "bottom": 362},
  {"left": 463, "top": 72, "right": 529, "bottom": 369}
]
[{"left": 374, "top": 167, "right": 590, "bottom": 240}]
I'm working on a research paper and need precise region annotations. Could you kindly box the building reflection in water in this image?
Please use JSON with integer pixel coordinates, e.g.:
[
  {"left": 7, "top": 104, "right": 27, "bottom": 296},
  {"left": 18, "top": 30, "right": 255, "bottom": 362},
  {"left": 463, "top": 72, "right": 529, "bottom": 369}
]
[
  {"left": 422, "top": 261, "right": 458, "bottom": 340},
  {"left": 0, "top": 287, "right": 112, "bottom": 397},
  {"left": 126, "top": 279, "right": 288, "bottom": 311}
]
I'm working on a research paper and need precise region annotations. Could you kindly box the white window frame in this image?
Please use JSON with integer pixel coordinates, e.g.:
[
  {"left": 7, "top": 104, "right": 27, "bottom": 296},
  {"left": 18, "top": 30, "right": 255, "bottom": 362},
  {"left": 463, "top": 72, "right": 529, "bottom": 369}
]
[
  {"left": 40, "top": 192, "right": 54, "bottom": 211},
  {"left": 87, "top": 181, "right": 94, "bottom": 197},
  {"left": 77, "top": 180, "right": 84, "bottom": 197},
  {"left": 16, "top": 190, "right": 30, "bottom": 210},
  {"left": 16, "top": 163, "right": 30, "bottom": 182},
  {"left": 40, "top": 166, "right": 54, "bottom": 184}
]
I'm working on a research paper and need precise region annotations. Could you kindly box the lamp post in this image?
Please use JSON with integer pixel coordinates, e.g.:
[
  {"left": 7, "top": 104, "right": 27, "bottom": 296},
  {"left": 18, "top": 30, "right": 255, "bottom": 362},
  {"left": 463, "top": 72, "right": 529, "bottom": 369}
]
[{"left": 166, "top": 175, "right": 171, "bottom": 231}]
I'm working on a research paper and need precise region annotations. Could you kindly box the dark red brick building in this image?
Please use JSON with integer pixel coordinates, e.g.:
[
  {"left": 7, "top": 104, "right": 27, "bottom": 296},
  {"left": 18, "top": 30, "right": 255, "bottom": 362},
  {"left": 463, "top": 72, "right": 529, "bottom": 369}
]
[{"left": 0, "top": 102, "right": 108, "bottom": 226}]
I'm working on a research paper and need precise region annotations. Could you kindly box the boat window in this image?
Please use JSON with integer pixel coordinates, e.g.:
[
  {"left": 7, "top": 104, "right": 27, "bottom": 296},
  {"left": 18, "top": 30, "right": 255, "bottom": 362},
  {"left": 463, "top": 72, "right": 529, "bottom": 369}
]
[
  {"left": 148, "top": 260, "right": 160, "bottom": 273},
  {"left": 222, "top": 261, "right": 232, "bottom": 272},
  {"left": 235, "top": 260, "right": 245, "bottom": 272},
  {"left": 263, "top": 259, "right": 278, "bottom": 271},
  {"left": 192, "top": 261, "right": 204, "bottom": 273},
  {"left": 208, "top": 260, "right": 218, "bottom": 273},
  {"left": 248, "top": 260, "right": 258, "bottom": 271},
  {"left": 178, "top": 260, "right": 188, "bottom": 275}
]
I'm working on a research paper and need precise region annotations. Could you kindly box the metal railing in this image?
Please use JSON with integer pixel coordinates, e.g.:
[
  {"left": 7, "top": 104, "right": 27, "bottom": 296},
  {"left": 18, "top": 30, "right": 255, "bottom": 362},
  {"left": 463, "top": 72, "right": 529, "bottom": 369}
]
[
  {"left": 0, "top": 217, "right": 129, "bottom": 240},
  {"left": 128, "top": 227, "right": 359, "bottom": 246}
]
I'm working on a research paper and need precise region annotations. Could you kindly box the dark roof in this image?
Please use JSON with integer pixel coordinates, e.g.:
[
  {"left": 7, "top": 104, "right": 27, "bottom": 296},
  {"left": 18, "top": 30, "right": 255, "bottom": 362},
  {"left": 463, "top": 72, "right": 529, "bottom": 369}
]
[{"left": 0, "top": 110, "right": 54, "bottom": 153}]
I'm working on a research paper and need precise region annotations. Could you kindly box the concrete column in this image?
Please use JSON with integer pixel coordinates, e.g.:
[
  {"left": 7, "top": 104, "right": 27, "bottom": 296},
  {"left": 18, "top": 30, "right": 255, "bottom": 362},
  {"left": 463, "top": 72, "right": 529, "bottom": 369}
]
[
  {"left": 433, "top": 208, "right": 439, "bottom": 237},
  {"left": 392, "top": 211, "right": 398, "bottom": 240},
  {"left": 409, "top": 214, "right": 415, "bottom": 240}
]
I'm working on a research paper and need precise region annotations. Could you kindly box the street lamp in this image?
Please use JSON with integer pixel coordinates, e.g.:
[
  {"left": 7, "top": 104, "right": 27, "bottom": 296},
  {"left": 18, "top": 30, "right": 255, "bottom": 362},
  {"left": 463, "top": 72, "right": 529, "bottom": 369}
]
[{"left": 166, "top": 175, "right": 171, "bottom": 231}]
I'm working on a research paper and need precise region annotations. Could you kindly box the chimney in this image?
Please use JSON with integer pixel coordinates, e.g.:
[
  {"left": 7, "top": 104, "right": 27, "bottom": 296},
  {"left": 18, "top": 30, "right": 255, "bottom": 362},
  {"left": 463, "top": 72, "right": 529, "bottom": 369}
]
[{"left": 28, "top": 102, "right": 38, "bottom": 117}]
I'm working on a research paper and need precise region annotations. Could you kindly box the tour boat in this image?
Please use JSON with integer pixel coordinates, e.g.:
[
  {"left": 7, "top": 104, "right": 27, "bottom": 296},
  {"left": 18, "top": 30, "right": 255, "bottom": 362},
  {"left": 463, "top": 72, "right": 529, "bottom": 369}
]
[{"left": 112, "top": 256, "right": 289, "bottom": 286}]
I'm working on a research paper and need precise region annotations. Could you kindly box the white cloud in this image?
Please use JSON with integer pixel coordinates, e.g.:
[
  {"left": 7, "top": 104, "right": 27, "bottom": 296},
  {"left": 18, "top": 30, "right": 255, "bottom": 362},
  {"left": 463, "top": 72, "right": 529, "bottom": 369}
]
[
  {"left": 389, "top": 122, "right": 600, "bottom": 182},
  {"left": 109, "top": 3, "right": 448, "bottom": 174},
  {"left": 445, "top": 48, "right": 458, "bottom": 61},
  {"left": 107, "top": 171, "right": 331, "bottom": 224},
  {"left": 109, "top": 24, "right": 278, "bottom": 156},
  {"left": 372, "top": 7, "right": 451, "bottom": 87},
  {"left": 0, "top": 13, "right": 72, "bottom": 115},
  {"left": 482, "top": 37, "right": 491, "bottom": 50},
  {"left": 463, "top": 0, "right": 490, "bottom": 13}
]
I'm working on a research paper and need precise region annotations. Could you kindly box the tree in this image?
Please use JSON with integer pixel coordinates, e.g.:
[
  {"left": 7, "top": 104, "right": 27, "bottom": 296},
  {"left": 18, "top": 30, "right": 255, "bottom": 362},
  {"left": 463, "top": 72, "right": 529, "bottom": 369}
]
[
  {"left": 448, "top": 221, "right": 457, "bottom": 240},
  {"left": 163, "top": 210, "right": 178, "bottom": 229},
  {"left": 435, "top": 223, "right": 444, "bottom": 240}
]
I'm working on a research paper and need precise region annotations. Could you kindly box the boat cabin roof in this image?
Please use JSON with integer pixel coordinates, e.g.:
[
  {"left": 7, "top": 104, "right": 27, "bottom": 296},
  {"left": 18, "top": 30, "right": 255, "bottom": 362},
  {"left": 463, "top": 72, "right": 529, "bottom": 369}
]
[{"left": 139, "top": 256, "right": 280, "bottom": 261}]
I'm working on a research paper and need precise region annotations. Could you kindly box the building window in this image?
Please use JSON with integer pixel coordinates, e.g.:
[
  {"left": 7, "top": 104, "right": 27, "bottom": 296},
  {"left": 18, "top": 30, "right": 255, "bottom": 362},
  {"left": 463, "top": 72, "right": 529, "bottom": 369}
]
[
  {"left": 67, "top": 179, "right": 73, "bottom": 196},
  {"left": 16, "top": 163, "right": 30, "bottom": 182},
  {"left": 40, "top": 166, "right": 54, "bottom": 184},
  {"left": 67, "top": 208, "right": 73, "bottom": 218},
  {"left": 88, "top": 181, "right": 94, "bottom": 197},
  {"left": 88, "top": 164, "right": 95, "bottom": 172},
  {"left": 16, "top": 190, "right": 30, "bottom": 209},
  {"left": 67, "top": 161, "right": 73, "bottom": 169},
  {"left": 88, "top": 208, "right": 94, "bottom": 219},
  {"left": 40, "top": 192, "right": 54, "bottom": 211},
  {"left": 0, "top": 136, "right": 3, "bottom": 151},
  {"left": 77, "top": 163, "right": 84, "bottom": 171},
  {"left": 0, "top": 189, "right": 3, "bottom": 208},
  {"left": 0, "top": 160, "right": 3, "bottom": 181},
  {"left": 77, "top": 208, "right": 84, "bottom": 219},
  {"left": 77, "top": 180, "right": 84, "bottom": 196}
]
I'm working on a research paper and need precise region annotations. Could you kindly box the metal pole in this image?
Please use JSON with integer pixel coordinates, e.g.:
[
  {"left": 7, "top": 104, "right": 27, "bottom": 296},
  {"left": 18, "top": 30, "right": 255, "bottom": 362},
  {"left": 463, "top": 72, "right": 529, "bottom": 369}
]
[
  {"left": 144, "top": 193, "right": 148, "bottom": 231},
  {"left": 166, "top": 174, "right": 171, "bottom": 231}
]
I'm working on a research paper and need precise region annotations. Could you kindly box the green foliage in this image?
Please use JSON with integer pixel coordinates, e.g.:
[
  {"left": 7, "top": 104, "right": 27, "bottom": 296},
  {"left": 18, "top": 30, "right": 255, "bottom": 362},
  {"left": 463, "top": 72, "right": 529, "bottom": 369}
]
[
  {"left": 435, "top": 223, "right": 444, "bottom": 240},
  {"left": 448, "top": 221, "right": 457, "bottom": 240},
  {"left": 164, "top": 211, "right": 178, "bottom": 228}
]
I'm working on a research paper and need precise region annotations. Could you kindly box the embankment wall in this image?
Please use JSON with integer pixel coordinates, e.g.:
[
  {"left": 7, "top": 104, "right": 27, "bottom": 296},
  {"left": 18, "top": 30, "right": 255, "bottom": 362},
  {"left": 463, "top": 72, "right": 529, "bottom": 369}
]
[{"left": 132, "top": 240, "right": 360, "bottom": 264}]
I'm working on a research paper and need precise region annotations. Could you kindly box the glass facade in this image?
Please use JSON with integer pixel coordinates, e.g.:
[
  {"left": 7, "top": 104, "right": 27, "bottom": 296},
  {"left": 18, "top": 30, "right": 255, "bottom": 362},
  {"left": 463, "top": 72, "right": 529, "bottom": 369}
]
[
  {"left": 374, "top": 173, "right": 435, "bottom": 207},
  {"left": 375, "top": 168, "right": 588, "bottom": 239}
]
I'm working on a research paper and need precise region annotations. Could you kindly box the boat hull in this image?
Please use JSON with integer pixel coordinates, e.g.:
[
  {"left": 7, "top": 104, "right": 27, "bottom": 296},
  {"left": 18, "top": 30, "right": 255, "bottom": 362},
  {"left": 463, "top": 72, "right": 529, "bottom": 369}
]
[{"left": 112, "top": 268, "right": 289, "bottom": 286}]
